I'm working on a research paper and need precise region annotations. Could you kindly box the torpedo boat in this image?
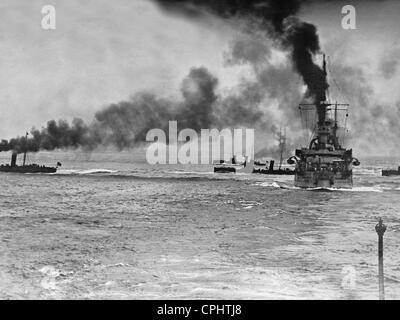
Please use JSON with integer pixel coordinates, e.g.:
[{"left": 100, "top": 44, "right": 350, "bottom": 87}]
[
  {"left": 0, "top": 133, "right": 60, "bottom": 173},
  {"left": 214, "top": 155, "right": 253, "bottom": 173}
]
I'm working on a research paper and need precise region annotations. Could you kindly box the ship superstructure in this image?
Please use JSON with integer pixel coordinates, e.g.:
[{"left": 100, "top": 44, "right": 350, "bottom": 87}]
[{"left": 288, "top": 55, "right": 360, "bottom": 189}]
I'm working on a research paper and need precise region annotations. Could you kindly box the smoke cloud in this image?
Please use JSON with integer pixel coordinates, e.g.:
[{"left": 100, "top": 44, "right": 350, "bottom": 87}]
[
  {"left": 154, "top": 0, "right": 328, "bottom": 103},
  {"left": 0, "top": 0, "right": 338, "bottom": 157},
  {"left": 0, "top": 67, "right": 265, "bottom": 154}
]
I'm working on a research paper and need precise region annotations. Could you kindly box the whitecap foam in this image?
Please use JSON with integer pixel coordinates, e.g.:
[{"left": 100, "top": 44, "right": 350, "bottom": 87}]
[
  {"left": 52, "top": 169, "right": 79, "bottom": 175},
  {"left": 325, "top": 186, "right": 383, "bottom": 193},
  {"left": 78, "top": 169, "right": 117, "bottom": 174},
  {"left": 171, "top": 171, "right": 213, "bottom": 175},
  {"left": 256, "top": 182, "right": 384, "bottom": 192},
  {"left": 53, "top": 168, "right": 117, "bottom": 175},
  {"left": 346, "top": 186, "right": 383, "bottom": 192},
  {"left": 256, "top": 181, "right": 282, "bottom": 188},
  {"left": 354, "top": 168, "right": 381, "bottom": 176}
]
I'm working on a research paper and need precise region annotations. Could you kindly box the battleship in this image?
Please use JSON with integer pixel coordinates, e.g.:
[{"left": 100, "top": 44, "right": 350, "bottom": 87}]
[
  {"left": 287, "top": 55, "right": 360, "bottom": 189},
  {"left": 0, "top": 133, "right": 60, "bottom": 173}
]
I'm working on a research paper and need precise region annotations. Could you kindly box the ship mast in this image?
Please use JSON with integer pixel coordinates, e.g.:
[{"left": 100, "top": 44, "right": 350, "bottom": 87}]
[
  {"left": 278, "top": 127, "right": 286, "bottom": 170},
  {"left": 317, "top": 54, "right": 328, "bottom": 126},
  {"left": 23, "top": 132, "right": 28, "bottom": 166}
]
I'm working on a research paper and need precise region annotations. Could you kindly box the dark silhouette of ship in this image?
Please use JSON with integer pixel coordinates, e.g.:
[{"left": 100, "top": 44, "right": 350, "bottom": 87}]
[
  {"left": 253, "top": 159, "right": 294, "bottom": 175},
  {"left": 253, "top": 127, "right": 294, "bottom": 175},
  {"left": 382, "top": 167, "right": 400, "bottom": 176},
  {"left": 214, "top": 155, "right": 253, "bottom": 173},
  {"left": 0, "top": 133, "right": 60, "bottom": 173},
  {"left": 287, "top": 55, "right": 360, "bottom": 189}
]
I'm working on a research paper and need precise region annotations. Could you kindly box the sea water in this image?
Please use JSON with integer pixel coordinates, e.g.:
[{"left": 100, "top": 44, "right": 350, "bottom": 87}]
[{"left": 0, "top": 151, "right": 399, "bottom": 299}]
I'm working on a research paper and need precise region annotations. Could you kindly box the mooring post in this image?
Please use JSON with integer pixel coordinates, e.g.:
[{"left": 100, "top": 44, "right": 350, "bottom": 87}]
[{"left": 375, "top": 218, "right": 386, "bottom": 300}]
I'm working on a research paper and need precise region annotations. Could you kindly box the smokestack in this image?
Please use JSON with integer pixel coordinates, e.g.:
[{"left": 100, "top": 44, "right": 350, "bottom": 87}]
[
  {"left": 316, "top": 54, "right": 328, "bottom": 126},
  {"left": 269, "top": 160, "right": 275, "bottom": 171},
  {"left": 11, "top": 153, "right": 17, "bottom": 167}
]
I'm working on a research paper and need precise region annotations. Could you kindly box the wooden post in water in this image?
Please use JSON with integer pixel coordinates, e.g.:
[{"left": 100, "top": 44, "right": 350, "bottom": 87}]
[{"left": 375, "top": 218, "right": 386, "bottom": 300}]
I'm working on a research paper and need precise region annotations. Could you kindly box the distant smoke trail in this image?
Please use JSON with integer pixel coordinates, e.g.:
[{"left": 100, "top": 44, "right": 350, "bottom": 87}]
[
  {"left": 0, "top": 67, "right": 263, "bottom": 154},
  {"left": 0, "top": 118, "right": 96, "bottom": 154}
]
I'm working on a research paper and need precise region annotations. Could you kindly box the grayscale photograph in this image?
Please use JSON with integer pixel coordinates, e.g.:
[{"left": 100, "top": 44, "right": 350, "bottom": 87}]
[{"left": 0, "top": 0, "right": 399, "bottom": 304}]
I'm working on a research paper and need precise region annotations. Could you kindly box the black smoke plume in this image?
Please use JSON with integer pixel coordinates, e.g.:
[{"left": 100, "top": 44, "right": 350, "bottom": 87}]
[
  {"left": 0, "top": 67, "right": 263, "bottom": 154},
  {"left": 154, "top": 0, "right": 328, "bottom": 103}
]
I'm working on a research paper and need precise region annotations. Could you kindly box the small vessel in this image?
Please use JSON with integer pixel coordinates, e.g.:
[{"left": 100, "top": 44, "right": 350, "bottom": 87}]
[
  {"left": 0, "top": 132, "right": 60, "bottom": 173},
  {"left": 214, "top": 155, "right": 253, "bottom": 173},
  {"left": 253, "top": 160, "right": 294, "bottom": 175},
  {"left": 253, "top": 127, "right": 294, "bottom": 175},
  {"left": 382, "top": 167, "right": 400, "bottom": 176},
  {"left": 288, "top": 55, "right": 360, "bottom": 189}
]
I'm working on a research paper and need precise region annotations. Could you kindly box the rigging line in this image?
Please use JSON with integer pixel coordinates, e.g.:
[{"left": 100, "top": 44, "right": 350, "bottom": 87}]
[
  {"left": 327, "top": 55, "right": 349, "bottom": 103},
  {"left": 328, "top": 63, "right": 342, "bottom": 94},
  {"left": 300, "top": 106, "right": 306, "bottom": 145},
  {"left": 311, "top": 115, "right": 317, "bottom": 144}
]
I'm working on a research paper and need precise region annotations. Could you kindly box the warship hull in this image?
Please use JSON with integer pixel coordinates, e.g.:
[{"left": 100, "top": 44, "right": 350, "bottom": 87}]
[
  {"left": 0, "top": 152, "right": 58, "bottom": 174},
  {"left": 291, "top": 149, "right": 356, "bottom": 189},
  {"left": 253, "top": 168, "right": 294, "bottom": 175},
  {"left": 214, "top": 166, "right": 236, "bottom": 173},
  {"left": 0, "top": 165, "right": 56, "bottom": 173},
  {"left": 294, "top": 171, "right": 352, "bottom": 189},
  {"left": 382, "top": 168, "right": 400, "bottom": 176}
]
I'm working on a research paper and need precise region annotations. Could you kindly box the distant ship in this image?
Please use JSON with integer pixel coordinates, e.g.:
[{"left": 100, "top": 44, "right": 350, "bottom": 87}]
[
  {"left": 382, "top": 167, "right": 400, "bottom": 176},
  {"left": 214, "top": 155, "right": 253, "bottom": 173},
  {"left": 253, "top": 159, "right": 294, "bottom": 175},
  {"left": 253, "top": 127, "right": 294, "bottom": 175},
  {"left": 287, "top": 55, "right": 360, "bottom": 189},
  {"left": 0, "top": 133, "right": 60, "bottom": 173}
]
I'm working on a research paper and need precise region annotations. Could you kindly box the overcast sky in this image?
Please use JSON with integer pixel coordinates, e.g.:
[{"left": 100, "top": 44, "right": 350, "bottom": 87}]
[{"left": 1, "top": 0, "right": 399, "bottom": 145}]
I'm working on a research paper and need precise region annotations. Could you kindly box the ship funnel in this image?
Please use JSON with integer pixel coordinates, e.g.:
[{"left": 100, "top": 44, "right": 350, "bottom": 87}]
[
  {"left": 269, "top": 160, "right": 275, "bottom": 171},
  {"left": 11, "top": 152, "right": 17, "bottom": 167}
]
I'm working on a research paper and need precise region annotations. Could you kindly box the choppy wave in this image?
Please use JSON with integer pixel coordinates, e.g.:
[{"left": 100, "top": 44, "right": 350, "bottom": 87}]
[
  {"left": 308, "top": 186, "right": 384, "bottom": 193},
  {"left": 3, "top": 157, "right": 400, "bottom": 299},
  {"left": 255, "top": 181, "right": 283, "bottom": 188},
  {"left": 52, "top": 165, "right": 400, "bottom": 192},
  {"left": 254, "top": 181, "right": 386, "bottom": 192},
  {"left": 354, "top": 168, "right": 382, "bottom": 176},
  {"left": 54, "top": 168, "right": 118, "bottom": 175},
  {"left": 171, "top": 171, "right": 214, "bottom": 175}
]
